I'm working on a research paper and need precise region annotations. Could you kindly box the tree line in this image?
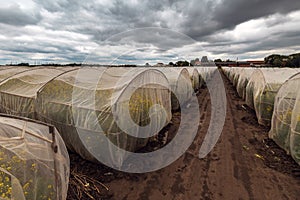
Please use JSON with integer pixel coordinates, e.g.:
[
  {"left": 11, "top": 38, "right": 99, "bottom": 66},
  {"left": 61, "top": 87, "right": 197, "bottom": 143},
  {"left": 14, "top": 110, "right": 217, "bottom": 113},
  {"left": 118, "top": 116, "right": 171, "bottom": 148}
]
[{"left": 264, "top": 53, "right": 300, "bottom": 68}]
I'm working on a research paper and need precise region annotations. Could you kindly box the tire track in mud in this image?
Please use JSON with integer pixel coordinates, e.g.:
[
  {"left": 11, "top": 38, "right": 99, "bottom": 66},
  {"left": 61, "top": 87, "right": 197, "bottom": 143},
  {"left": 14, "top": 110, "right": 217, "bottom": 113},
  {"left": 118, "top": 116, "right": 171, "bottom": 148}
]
[
  {"left": 138, "top": 80, "right": 226, "bottom": 200},
  {"left": 222, "top": 73, "right": 255, "bottom": 200},
  {"left": 195, "top": 88, "right": 214, "bottom": 200},
  {"left": 136, "top": 87, "right": 212, "bottom": 200},
  {"left": 181, "top": 87, "right": 213, "bottom": 200},
  {"left": 119, "top": 84, "right": 211, "bottom": 200},
  {"left": 91, "top": 69, "right": 300, "bottom": 200},
  {"left": 202, "top": 72, "right": 254, "bottom": 200},
  {"left": 212, "top": 69, "right": 300, "bottom": 200}
]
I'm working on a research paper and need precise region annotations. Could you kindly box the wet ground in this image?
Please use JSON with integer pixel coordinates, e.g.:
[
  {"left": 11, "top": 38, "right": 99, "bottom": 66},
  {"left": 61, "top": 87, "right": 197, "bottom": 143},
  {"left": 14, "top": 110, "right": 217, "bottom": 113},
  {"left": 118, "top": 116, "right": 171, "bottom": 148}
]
[{"left": 67, "top": 69, "right": 300, "bottom": 200}]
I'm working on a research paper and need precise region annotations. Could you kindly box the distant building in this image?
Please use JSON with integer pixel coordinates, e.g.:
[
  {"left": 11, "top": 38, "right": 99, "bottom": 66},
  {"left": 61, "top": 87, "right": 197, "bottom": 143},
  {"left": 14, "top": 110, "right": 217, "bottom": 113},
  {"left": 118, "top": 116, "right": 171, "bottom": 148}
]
[
  {"left": 154, "top": 62, "right": 165, "bottom": 67},
  {"left": 194, "top": 60, "right": 201, "bottom": 66},
  {"left": 247, "top": 60, "right": 265, "bottom": 67},
  {"left": 201, "top": 56, "right": 209, "bottom": 63},
  {"left": 215, "top": 60, "right": 265, "bottom": 67}
]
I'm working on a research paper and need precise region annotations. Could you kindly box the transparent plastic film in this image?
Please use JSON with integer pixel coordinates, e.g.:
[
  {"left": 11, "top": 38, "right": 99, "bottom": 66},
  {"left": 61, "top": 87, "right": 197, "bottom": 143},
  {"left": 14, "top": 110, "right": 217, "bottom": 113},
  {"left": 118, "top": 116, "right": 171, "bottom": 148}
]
[
  {"left": 246, "top": 68, "right": 300, "bottom": 126},
  {"left": 269, "top": 73, "right": 300, "bottom": 154},
  {"left": 0, "top": 116, "right": 69, "bottom": 200}
]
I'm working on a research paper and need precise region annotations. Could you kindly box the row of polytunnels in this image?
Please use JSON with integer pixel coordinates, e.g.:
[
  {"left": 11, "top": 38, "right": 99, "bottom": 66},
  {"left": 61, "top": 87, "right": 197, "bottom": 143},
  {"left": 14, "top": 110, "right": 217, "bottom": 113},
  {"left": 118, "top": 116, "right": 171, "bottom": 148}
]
[
  {"left": 0, "top": 66, "right": 217, "bottom": 199},
  {"left": 223, "top": 67, "right": 300, "bottom": 166}
]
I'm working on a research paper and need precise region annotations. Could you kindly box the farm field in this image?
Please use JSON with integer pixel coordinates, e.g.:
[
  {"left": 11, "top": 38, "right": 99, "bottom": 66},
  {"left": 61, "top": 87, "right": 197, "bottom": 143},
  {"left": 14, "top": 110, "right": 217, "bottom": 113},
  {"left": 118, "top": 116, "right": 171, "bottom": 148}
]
[
  {"left": 66, "top": 69, "right": 300, "bottom": 200},
  {"left": 1, "top": 1, "right": 300, "bottom": 199}
]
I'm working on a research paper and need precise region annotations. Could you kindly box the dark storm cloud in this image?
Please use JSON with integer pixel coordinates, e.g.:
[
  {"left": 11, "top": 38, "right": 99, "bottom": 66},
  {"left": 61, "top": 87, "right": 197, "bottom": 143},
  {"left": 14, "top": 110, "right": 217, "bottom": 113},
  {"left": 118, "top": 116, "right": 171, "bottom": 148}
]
[
  {"left": 214, "top": 0, "right": 300, "bottom": 29},
  {"left": 0, "top": 44, "right": 77, "bottom": 54},
  {"left": 0, "top": 4, "right": 41, "bottom": 26},
  {"left": 35, "top": 0, "right": 180, "bottom": 40},
  {"left": 0, "top": 0, "right": 300, "bottom": 64},
  {"left": 101, "top": 28, "right": 196, "bottom": 50},
  {"left": 208, "top": 31, "right": 300, "bottom": 56},
  {"left": 179, "top": 0, "right": 300, "bottom": 41}
]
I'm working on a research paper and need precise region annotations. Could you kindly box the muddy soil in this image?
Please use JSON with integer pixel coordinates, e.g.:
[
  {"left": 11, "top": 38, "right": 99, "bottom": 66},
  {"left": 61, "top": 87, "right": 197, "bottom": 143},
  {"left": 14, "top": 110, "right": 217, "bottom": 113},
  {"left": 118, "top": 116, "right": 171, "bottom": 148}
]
[{"left": 67, "top": 69, "right": 300, "bottom": 200}]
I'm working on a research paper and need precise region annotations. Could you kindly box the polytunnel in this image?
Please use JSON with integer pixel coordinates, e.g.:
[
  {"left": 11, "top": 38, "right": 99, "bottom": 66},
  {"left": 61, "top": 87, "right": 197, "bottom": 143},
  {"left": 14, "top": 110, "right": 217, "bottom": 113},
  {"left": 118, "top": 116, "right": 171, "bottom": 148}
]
[
  {"left": 0, "top": 67, "right": 78, "bottom": 118},
  {"left": 269, "top": 72, "right": 300, "bottom": 165},
  {"left": 156, "top": 67, "right": 193, "bottom": 111},
  {"left": 245, "top": 68, "right": 300, "bottom": 126},
  {"left": 226, "top": 67, "right": 235, "bottom": 83},
  {"left": 224, "top": 67, "right": 243, "bottom": 86},
  {"left": 196, "top": 67, "right": 217, "bottom": 86},
  {"left": 236, "top": 68, "right": 255, "bottom": 99},
  {"left": 193, "top": 67, "right": 205, "bottom": 88},
  {"left": 36, "top": 67, "right": 172, "bottom": 167},
  {"left": 0, "top": 114, "right": 69, "bottom": 200},
  {"left": 232, "top": 68, "right": 244, "bottom": 87},
  {"left": 0, "top": 67, "right": 32, "bottom": 82},
  {"left": 222, "top": 67, "right": 230, "bottom": 78},
  {"left": 186, "top": 68, "right": 201, "bottom": 92},
  {"left": 291, "top": 88, "right": 300, "bottom": 165}
]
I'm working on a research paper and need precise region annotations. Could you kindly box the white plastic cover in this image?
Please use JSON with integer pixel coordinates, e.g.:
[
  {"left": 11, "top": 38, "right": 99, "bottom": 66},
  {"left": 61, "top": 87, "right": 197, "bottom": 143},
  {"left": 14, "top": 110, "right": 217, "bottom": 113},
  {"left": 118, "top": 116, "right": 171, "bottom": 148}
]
[
  {"left": 236, "top": 68, "right": 255, "bottom": 99},
  {"left": 291, "top": 87, "right": 300, "bottom": 165},
  {"left": 269, "top": 72, "right": 299, "bottom": 152},
  {"left": 232, "top": 68, "right": 244, "bottom": 87},
  {"left": 186, "top": 68, "right": 200, "bottom": 92},
  {"left": 222, "top": 67, "right": 230, "bottom": 78},
  {"left": 0, "top": 67, "right": 32, "bottom": 82},
  {"left": 0, "top": 115, "right": 69, "bottom": 200},
  {"left": 269, "top": 72, "right": 300, "bottom": 165},
  {"left": 227, "top": 67, "right": 236, "bottom": 83},
  {"left": 36, "top": 67, "right": 172, "bottom": 166},
  {"left": 246, "top": 68, "right": 300, "bottom": 126},
  {"left": 155, "top": 67, "right": 192, "bottom": 110},
  {"left": 0, "top": 68, "right": 72, "bottom": 118},
  {"left": 196, "top": 67, "right": 218, "bottom": 85}
]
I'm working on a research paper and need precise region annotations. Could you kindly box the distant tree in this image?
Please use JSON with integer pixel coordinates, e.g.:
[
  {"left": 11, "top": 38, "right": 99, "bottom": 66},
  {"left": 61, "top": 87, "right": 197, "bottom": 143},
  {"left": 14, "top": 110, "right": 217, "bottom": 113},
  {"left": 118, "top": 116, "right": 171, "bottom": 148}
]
[
  {"left": 264, "top": 52, "right": 300, "bottom": 68},
  {"left": 123, "top": 64, "right": 137, "bottom": 67},
  {"left": 265, "top": 54, "right": 288, "bottom": 66},
  {"left": 288, "top": 54, "right": 300, "bottom": 67},
  {"left": 265, "top": 54, "right": 280, "bottom": 65},
  {"left": 17, "top": 63, "right": 29, "bottom": 66},
  {"left": 214, "top": 59, "right": 222, "bottom": 62},
  {"left": 190, "top": 58, "right": 200, "bottom": 66},
  {"left": 273, "top": 58, "right": 282, "bottom": 67},
  {"left": 190, "top": 60, "right": 195, "bottom": 66},
  {"left": 175, "top": 60, "right": 189, "bottom": 66},
  {"left": 168, "top": 62, "right": 175, "bottom": 66}
]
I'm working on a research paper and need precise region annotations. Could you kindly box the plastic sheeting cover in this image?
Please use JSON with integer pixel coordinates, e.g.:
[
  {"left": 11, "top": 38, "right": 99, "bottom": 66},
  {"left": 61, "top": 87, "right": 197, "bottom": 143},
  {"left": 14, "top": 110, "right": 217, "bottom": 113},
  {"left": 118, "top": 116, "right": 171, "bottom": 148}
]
[
  {"left": 155, "top": 67, "right": 192, "bottom": 111},
  {"left": 236, "top": 68, "right": 255, "bottom": 99},
  {"left": 0, "top": 67, "right": 32, "bottom": 82},
  {"left": 269, "top": 72, "right": 300, "bottom": 165},
  {"left": 0, "top": 116, "right": 69, "bottom": 200},
  {"left": 246, "top": 68, "right": 300, "bottom": 126},
  {"left": 0, "top": 68, "right": 70, "bottom": 118},
  {"left": 36, "top": 67, "right": 172, "bottom": 167},
  {"left": 196, "top": 67, "right": 218, "bottom": 86},
  {"left": 232, "top": 68, "right": 244, "bottom": 87},
  {"left": 186, "top": 68, "right": 201, "bottom": 92},
  {"left": 291, "top": 87, "right": 300, "bottom": 165}
]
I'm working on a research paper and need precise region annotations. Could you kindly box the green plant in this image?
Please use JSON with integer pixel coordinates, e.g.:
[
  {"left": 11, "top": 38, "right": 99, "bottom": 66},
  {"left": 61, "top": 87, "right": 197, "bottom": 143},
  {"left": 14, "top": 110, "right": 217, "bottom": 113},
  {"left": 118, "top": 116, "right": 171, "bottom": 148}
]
[{"left": 0, "top": 147, "right": 56, "bottom": 200}]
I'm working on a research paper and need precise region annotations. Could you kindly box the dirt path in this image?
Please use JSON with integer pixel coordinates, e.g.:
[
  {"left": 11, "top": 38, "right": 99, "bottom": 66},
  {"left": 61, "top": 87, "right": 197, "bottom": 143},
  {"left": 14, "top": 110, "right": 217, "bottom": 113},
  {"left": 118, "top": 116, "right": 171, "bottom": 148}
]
[{"left": 67, "top": 69, "right": 300, "bottom": 200}]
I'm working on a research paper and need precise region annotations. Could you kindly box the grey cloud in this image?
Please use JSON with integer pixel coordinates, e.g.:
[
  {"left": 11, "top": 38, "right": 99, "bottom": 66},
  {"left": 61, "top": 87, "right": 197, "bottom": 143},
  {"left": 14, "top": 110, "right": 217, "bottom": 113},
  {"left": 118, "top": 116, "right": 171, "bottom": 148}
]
[
  {"left": 0, "top": 4, "right": 41, "bottom": 26},
  {"left": 213, "top": 0, "right": 300, "bottom": 30},
  {"left": 209, "top": 33, "right": 300, "bottom": 56},
  {"left": 174, "top": 0, "right": 300, "bottom": 41},
  {"left": 0, "top": 0, "right": 300, "bottom": 64}
]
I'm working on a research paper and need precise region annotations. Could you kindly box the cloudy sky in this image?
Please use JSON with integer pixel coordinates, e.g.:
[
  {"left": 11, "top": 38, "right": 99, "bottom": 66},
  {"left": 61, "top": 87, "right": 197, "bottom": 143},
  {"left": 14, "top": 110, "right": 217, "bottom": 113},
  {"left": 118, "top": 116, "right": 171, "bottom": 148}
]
[{"left": 1, "top": 0, "right": 300, "bottom": 65}]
